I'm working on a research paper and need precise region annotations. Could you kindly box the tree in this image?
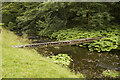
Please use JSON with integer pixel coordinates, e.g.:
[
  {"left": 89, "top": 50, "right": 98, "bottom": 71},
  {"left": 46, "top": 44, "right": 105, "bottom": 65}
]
[{"left": 2, "top": 2, "right": 119, "bottom": 36}]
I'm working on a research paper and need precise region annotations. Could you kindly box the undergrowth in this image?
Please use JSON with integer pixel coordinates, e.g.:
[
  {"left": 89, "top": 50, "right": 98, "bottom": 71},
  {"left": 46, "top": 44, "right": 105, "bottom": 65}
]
[{"left": 50, "top": 25, "right": 120, "bottom": 52}]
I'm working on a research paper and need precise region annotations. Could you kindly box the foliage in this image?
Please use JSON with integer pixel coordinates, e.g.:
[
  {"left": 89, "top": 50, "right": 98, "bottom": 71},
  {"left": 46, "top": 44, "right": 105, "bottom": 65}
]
[
  {"left": 90, "top": 12, "right": 114, "bottom": 27},
  {"left": 2, "top": 2, "right": 119, "bottom": 35},
  {"left": 88, "top": 37, "right": 118, "bottom": 52},
  {"left": 2, "top": 3, "right": 24, "bottom": 26},
  {"left": 50, "top": 25, "right": 120, "bottom": 52},
  {"left": 102, "top": 70, "right": 120, "bottom": 78},
  {"left": 2, "top": 2, "right": 120, "bottom": 52},
  {"left": 51, "top": 54, "right": 73, "bottom": 66},
  {"left": 88, "top": 26, "right": 119, "bottom": 52}
]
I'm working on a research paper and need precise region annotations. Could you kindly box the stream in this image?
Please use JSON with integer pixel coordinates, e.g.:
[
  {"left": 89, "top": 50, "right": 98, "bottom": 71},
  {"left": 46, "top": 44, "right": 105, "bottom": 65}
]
[{"left": 32, "top": 38, "right": 120, "bottom": 78}]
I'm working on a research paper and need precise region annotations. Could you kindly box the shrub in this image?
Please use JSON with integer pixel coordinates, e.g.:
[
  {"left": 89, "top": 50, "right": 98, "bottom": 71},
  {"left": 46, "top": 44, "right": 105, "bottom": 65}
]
[{"left": 50, "top": 54, "right": 73, "bottom": 66}]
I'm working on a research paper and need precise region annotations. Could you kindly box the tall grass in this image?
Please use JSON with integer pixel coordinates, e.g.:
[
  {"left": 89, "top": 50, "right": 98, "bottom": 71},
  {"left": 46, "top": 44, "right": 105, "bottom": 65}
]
[{"left": 2, "top": 28, "right": 84, "bottom": 78}]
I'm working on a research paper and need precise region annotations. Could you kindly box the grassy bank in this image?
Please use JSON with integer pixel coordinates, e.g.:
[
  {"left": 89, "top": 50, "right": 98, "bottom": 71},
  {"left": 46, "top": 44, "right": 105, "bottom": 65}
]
[
  {"left": 2, "top": 28, "right": 84, "bottom": 78},
  {"left": 0, "top": 26, "right": 2, "bottom": 79}
]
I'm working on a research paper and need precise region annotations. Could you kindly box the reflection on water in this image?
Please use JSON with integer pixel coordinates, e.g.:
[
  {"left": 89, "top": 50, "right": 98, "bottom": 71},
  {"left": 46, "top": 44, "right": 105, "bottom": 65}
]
[{"left": 36, "top": 45, "right": 120, "bottom": 78}]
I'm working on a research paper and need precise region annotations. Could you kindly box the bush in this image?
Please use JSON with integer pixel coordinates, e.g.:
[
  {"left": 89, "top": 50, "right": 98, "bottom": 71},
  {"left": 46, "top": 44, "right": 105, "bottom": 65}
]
[{"left": 50, "top": 54, "right": 73, "bottom": 66}]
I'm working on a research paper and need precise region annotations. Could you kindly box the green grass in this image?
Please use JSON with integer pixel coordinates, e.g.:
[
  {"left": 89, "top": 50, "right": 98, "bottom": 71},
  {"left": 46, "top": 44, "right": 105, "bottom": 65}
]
[
  {"left": 0, "top": 26, "right": 2, "bottom": 79},
  {"left": 2, "top": 28, "right": 84, "bottom": 78}
]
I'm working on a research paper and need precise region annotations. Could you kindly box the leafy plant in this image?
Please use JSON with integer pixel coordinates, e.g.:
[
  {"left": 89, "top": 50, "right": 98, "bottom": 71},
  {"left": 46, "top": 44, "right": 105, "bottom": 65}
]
[
  {"left": 2, "top": 2, "right": 120, "bottom": 52},
  {"left": 88, "top": 37, "right": 118, "bottom": 52},
  {"left": 50, "top": 25, "right": 120, "bottom": 52},
  {"left": 102, "top": 70, "right": 120, "bottom": 78},
  {"left": 50, "top": 54, "right": 73, "bottom": 66}
]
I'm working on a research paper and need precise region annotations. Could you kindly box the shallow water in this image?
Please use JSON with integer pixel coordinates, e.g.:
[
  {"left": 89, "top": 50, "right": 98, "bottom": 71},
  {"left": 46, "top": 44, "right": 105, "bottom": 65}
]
[
  {"left": 32, "top": 38, "right": 120, "bottom": 78},
  {"left": 36, "top": 45, "right": 120, "bottom": 78}
]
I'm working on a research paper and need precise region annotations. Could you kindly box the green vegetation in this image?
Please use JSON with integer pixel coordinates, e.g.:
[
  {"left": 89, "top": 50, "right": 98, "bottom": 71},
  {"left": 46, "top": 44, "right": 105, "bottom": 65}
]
[
  {"left": 50, "top": 54, "right": 73, "bottom": 66},
  {"left": 0, "top": 26, "right": 2, "bottom": 79},
  {"left": 2, "top": 2, "right": 120, "bottom": 52},
  {"left": 102, "top": 70, "right": 120, "bottom": 78},
  {"left": 2, "top": 2, "right": 120, "bottom": 78},
  {"left": 51, "top": 25, "right": 120, "bottom": 52},
  {"left": 2, "top": 28, "right": 84, "bottom": 78}
]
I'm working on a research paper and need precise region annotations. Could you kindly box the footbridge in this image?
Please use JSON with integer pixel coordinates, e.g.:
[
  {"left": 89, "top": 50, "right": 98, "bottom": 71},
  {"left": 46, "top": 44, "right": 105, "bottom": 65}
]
[{"left": 12, "top": 36, "right": 106, "bottom": 48}]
